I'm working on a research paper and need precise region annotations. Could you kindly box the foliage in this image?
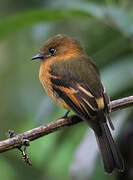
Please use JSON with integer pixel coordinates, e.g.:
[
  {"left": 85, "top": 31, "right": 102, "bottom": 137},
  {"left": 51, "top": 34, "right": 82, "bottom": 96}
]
[{"left": 0, "top": 0, "right": 133, "bottom": 179}]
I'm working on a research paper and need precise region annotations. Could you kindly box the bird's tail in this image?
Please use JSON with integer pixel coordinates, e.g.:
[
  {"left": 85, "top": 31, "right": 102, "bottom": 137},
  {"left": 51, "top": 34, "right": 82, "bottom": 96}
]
[{"left": 94, "top": 114, "right": 124, "bottom": 173}]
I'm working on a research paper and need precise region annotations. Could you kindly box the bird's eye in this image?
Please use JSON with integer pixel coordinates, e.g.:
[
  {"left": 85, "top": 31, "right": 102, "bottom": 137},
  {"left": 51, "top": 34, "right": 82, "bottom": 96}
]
[{"left": 49, "top": 48, "right": 55, "bottom": 55}]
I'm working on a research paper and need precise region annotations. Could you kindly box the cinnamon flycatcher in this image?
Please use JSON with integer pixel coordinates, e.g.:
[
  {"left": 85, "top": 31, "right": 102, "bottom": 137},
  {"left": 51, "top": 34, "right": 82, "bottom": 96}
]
[{"left": 32, "top": 34, "right": 124, "bottom": 173}]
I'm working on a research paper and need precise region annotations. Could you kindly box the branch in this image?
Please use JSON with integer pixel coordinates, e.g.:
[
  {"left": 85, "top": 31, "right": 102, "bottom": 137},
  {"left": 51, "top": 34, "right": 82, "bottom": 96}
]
[{"left": 0, "top": 95, "right": 133, "bottom": 153}]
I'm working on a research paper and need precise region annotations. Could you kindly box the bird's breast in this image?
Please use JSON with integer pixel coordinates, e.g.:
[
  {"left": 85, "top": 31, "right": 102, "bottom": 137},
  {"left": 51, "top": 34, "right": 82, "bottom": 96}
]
[{"left": 39, "top": 60, "right": 70, "bottom": 110}]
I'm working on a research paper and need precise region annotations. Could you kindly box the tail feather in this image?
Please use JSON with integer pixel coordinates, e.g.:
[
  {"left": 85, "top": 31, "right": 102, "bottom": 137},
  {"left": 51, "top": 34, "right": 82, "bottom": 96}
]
[
  {"left": 94, "top": 114, "right": 124, "bottom": 173},
  {"left": 102, "top": 123, "right": 124, "bottom": 170}
]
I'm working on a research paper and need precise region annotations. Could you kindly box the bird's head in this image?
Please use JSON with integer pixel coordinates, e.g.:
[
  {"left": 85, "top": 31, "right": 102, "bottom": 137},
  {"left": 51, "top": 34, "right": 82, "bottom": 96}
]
[{"left": 32, "top": 34, "right": 83, "bottom": 61}]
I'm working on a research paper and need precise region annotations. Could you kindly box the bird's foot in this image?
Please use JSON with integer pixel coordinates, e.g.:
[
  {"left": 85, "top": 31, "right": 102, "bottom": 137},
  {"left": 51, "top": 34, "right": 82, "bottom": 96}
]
[{"left": 59, "top": 110, "right": 70, "bottom": 119}]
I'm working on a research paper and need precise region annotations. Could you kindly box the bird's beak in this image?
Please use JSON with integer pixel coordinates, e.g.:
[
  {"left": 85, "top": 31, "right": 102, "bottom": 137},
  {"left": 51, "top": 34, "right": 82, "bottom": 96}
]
[{"left": 31, "top": 53, "right": 44, "bottom": 60}]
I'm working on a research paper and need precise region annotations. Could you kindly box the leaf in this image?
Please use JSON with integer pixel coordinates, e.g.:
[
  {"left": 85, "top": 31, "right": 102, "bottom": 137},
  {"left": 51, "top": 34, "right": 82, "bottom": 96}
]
[
  {"left": 1, "top": 3, "right": 133, "bottom": 41},
  {"left": 52, "top": 1, "right": 133, "bottom": 37},
  {"left": 0, "top": 8, "right": 91, "bottom": 40}
]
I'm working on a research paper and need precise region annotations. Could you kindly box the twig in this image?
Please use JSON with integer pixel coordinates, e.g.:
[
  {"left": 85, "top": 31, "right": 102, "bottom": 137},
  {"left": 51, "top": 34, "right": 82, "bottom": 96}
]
[{"left": 0, "top": 95, "right": 133, "bottom": 153}]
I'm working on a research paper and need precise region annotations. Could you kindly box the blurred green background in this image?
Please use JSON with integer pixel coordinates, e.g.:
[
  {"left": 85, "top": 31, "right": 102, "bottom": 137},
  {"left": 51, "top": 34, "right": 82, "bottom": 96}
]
[{"left": 0, "top": 0, "right": 133, "bottom": 179}]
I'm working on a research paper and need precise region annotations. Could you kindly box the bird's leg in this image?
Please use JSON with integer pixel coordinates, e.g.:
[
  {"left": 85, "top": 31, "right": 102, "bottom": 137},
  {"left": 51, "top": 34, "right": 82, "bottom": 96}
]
[{"left": 59, "top": 110, "right": 70, "bottom": 119}]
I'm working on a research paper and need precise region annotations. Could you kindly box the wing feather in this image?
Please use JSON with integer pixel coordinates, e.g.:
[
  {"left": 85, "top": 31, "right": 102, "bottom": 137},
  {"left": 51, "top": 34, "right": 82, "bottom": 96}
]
[
  {"left": 49, "top": 56, "right": 108, "bottom": 120},
  {"left": 51, "top": 77, "right": 100, "bottom": 119},
  {"left": 49, "top": 56, "right": 114, "bottom": 128}
]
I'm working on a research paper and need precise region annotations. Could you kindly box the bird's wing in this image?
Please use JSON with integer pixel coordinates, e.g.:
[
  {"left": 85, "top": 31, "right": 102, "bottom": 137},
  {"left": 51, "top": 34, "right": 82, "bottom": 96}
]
[{"left": 49, "top": 55, "right": 107, "bottom": 120}]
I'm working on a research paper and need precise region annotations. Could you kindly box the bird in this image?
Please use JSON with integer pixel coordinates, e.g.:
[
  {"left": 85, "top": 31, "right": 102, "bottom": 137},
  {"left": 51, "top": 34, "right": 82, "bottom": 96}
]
[{"left": 32, "top": 34, "right": 124, "bottom": 173}]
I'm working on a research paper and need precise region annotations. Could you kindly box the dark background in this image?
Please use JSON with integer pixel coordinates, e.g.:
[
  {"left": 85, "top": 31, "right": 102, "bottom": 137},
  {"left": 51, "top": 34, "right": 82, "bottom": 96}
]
[{"left": 0, "top": 0, "right": 133, "bottom": 179}]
